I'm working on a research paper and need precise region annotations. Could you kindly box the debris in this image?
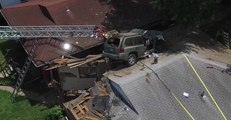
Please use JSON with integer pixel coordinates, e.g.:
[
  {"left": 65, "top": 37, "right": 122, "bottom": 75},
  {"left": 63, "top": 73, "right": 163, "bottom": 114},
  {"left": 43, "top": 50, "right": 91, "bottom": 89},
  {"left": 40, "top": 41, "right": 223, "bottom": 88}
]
[
  {"left": 63, "top": 81, "right": 110, "bottom": 120},
  {"left": 46, "top": 54, "right": 103, "bottom": 70},
  {"left": 183, "top": 92, "right": 189, "bottom": 98},
  {"left": 113, "top": 70, "right": 131, "bottom": 77},
  {"left": 200, "top": 91, "right": 205, "bottom": 98}
]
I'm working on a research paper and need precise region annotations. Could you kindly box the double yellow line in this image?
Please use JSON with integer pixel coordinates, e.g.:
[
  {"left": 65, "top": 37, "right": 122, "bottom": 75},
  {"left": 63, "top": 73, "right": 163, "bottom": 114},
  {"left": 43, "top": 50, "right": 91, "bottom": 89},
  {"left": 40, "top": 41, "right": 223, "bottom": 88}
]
[{"left": 182, "top": 54, "right": 227, "bottom": 120}]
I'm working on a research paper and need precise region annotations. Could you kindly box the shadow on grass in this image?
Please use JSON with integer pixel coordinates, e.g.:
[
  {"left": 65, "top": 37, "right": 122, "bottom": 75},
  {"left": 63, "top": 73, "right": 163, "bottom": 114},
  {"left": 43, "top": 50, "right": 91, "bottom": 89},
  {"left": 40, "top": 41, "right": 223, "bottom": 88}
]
[{"left": 13, "top": 95, "right": 27, "bottom": 102}]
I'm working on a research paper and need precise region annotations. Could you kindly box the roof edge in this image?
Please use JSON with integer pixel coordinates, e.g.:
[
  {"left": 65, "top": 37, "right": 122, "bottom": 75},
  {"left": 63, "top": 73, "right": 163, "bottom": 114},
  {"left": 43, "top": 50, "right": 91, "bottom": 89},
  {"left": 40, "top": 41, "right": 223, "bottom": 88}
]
[{"left": 0, "top": 9, "right": 11, "bottom": 26}]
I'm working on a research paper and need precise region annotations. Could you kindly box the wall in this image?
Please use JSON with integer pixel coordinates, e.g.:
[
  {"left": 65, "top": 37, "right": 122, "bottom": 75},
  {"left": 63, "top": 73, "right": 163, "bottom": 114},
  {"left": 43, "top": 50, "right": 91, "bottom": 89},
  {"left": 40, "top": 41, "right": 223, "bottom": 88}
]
[{"left": 58, "top": 66, "right": 95, "bottom": 90}]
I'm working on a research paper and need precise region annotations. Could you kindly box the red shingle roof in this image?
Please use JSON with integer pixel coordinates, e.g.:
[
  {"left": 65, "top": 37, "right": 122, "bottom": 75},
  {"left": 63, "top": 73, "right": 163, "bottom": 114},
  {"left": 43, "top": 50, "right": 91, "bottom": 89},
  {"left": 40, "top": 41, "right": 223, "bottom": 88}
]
[
  {"left": 1, "top": 0, "right": 108, "bottom": 66},
  {"left": 21, "top": 38, "right": 104, "bottom": 66},
  {"left": 1, "top": 4, "right": 55, "bottom": 26},
  {"left": 1, "top": 0, "right": 108, "bottom": 26}
]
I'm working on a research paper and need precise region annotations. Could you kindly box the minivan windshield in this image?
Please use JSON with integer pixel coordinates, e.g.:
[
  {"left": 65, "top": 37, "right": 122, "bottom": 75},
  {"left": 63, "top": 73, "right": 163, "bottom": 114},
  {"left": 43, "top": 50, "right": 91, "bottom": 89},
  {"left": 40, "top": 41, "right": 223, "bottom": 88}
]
[{"left": 106, "top": 37, "right": 120, "bottom": 47}]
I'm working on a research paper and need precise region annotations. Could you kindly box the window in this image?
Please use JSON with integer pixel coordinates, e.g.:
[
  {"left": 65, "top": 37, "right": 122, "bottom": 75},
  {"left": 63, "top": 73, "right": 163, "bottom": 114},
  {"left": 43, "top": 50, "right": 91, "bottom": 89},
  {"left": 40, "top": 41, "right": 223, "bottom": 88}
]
[
  {"left": 134, "top": 37, "right": 144, "bottom": 45},
  {"left": 124, "top": 38, "right": 134, "bottom": 46},
  {"left": 124, "top": 37, "right": 144, "bottom": 47},
  {"left": 106, "top": 38, "right": 120, "bottom": 47}
]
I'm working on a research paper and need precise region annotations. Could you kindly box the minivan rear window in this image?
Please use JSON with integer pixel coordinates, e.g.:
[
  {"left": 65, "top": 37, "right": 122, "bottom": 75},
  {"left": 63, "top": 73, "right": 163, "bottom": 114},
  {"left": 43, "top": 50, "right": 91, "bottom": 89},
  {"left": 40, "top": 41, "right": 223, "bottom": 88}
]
[{"left": 106, "top": 38, "right": 120, "bottom": 47}]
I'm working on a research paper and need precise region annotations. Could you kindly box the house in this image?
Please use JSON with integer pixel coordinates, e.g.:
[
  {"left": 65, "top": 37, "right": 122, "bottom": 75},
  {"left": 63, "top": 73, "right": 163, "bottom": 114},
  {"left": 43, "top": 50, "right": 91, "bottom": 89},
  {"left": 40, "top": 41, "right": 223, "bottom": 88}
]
[
  {"left": 104, "top": 55, "right": 231, "bottom": 119},
  {"left": 0, "top": 0, "right": 109, "bottom": 90},
  {"left": 0, "top": 0, "right": 160, "bottom": 91}
]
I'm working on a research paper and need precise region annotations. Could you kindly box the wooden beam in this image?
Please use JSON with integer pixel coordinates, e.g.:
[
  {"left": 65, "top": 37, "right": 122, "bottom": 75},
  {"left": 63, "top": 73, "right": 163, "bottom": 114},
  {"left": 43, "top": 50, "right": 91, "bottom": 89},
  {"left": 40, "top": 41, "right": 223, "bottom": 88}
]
[
  {"left": 91, "top": 110, "right": 104, "bottom": 118},
  {"left": 69, "top": 54, "right": 102, "bottom": 68},
  {"left": 85, "top": 116, "right": 99, "bottom": 120},
  {"left": 45, "top": 64, "right": 62, "bottom": 70},
  {"left": 69, "top": 108, "right": 80, "bottom": 120},
  {"left": 77, "top": 104, "right": 85, "bottom": 114}
]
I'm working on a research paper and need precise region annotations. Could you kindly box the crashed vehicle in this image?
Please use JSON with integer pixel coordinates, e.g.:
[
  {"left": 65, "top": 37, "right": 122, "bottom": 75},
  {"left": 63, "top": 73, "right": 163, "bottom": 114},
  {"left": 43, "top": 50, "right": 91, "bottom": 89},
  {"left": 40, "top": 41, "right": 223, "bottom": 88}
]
[{"left": 103, "top": 29, "right": 165, "bottom": 66}]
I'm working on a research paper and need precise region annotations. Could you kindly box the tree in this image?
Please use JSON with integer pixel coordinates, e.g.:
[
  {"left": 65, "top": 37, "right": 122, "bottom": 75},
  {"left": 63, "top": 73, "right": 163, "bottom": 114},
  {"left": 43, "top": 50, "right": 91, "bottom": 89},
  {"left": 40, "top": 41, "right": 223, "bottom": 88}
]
[{"left": 149, "top": 0, "right": 220, "bottom": 25}]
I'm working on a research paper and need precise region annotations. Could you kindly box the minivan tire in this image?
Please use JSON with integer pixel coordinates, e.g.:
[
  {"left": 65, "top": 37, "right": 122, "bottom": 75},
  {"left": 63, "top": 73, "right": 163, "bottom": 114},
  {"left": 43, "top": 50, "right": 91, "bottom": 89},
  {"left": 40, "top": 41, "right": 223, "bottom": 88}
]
[{"left": 127, "top": 53, "right": 137, "bottom": 66}]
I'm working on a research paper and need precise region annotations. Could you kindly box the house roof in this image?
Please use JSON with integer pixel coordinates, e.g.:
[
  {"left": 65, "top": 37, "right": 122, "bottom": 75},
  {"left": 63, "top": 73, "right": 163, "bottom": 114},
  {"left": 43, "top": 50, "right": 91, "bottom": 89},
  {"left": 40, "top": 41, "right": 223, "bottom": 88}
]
[
  {"left": 21, "top": 37, "right": 104, "bottom": 67},
  {"left": 1, "top": 0, "right": 108, "bottom": 66},
  {"left": 1, "top": 0, "right": 108, "bottom": 26},
  {"left": 107, "top": 55, "right": 231, "bottom": 119}
]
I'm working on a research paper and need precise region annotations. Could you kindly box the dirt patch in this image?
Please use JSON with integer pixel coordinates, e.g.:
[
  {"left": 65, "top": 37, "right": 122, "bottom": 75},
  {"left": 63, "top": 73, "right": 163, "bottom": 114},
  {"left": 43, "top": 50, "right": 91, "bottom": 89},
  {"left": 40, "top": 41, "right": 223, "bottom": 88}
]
[{"left": 163, "top": 26, "right": 231, "bottom": 64}]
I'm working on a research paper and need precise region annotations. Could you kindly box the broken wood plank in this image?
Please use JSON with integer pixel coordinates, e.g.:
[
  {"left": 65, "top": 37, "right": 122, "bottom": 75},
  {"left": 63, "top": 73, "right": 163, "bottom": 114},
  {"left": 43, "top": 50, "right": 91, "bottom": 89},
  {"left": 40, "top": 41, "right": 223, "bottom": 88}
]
[
  {"left": 45, "top": 64, "right": 62, "bottom": 70},
  {"left": 69, "top": 108, "right": 80, "bottom": 120},
  {"left": 83, "top": 96, "right": 95, "bottom": 100},
  {"left": 85, "top": 116, "right": 99, "bottom": 120},
  {"left": 69, "top": 54, "right": 102, "bottom": 68},
  {"left": 91, "top": 110, "right": 104, "bottom": 118},
  {"left": 67, "top": 61, "right": 85, "bottom": 66},
  {"left": 83, "top": 105, "right": 89, "bottom": 112},
  {"left": 77, "top": 104, "right": 85, "bottom": 114}
]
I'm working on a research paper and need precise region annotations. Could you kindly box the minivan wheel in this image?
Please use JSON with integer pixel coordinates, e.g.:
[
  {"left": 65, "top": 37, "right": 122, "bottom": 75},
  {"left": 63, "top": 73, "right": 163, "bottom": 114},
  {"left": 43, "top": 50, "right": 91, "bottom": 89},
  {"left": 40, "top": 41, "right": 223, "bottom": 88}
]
[{"left": 127, "top": 53, "right": 137, "bottom": 66}]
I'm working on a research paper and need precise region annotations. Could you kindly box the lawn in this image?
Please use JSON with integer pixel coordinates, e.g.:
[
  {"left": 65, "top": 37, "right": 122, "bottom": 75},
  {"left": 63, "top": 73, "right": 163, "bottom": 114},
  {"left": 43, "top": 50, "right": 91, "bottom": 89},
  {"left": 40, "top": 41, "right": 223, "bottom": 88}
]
[{"left": 0, "top": 89, "right": 51, "bottom": 120}]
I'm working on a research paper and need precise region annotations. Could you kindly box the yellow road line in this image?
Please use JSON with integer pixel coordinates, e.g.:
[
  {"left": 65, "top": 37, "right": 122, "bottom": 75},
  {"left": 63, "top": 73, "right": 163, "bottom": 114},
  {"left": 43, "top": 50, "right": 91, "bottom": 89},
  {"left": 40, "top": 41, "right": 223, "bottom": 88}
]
[
  {"left": 182, "top": 54, "right": 227, "bottom": 120},
  {"left": 171, "top": 92, "right": 196, "bottom": 120}
]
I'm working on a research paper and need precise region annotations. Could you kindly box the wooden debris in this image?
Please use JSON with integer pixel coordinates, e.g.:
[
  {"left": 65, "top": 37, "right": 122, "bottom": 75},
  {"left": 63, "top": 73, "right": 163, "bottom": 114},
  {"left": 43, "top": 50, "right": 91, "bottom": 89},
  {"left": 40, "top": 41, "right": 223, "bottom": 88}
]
[
  {"left": 113, "top": 70, "right": 131, "bottom": 77},
  {"left": 69, "top": 54, "right": 102, "bottom": 68},
  {"left": 46, "top": 54, "right": 103, "bottom": 70},
  {"left": 64, "top": 80, "right": 111, "bottom": 120}
]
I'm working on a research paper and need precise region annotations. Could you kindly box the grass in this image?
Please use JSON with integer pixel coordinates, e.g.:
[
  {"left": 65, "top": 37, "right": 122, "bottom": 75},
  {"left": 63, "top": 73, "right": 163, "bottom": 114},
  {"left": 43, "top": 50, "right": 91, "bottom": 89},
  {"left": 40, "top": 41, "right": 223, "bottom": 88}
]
[{"left": 0, "top": 89, "right": 51, "bottom": 120}]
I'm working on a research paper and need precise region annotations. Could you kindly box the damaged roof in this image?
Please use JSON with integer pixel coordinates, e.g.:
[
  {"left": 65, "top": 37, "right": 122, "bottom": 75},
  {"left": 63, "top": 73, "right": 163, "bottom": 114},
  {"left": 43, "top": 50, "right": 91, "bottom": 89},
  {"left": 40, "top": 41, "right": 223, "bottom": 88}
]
[
  {"left": 1, "top": 0, "right": 108, "bottom": 66},
  {"left": 21, "top": 37, "right": 104, "bottom": 66},
  {"left": 107, "top": 55, "right": 231, "bottom": 120}
]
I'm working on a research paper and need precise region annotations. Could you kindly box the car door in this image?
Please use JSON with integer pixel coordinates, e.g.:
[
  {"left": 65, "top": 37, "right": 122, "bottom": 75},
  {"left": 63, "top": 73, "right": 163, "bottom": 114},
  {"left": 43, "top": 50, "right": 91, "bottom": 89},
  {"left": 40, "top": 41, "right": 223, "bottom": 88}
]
[
  {"left": 134, "top": 36, "right": 146, "bottom": 57},
  {"left": 123, "top": 37, "right": 135, "bottom": 56}
]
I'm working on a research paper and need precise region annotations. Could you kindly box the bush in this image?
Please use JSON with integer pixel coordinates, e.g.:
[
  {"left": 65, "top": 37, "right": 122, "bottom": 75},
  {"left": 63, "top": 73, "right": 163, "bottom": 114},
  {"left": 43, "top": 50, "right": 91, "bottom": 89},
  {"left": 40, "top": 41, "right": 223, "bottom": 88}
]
[{"left": 46, "top": 105, "right": 62, "bottom": 120}]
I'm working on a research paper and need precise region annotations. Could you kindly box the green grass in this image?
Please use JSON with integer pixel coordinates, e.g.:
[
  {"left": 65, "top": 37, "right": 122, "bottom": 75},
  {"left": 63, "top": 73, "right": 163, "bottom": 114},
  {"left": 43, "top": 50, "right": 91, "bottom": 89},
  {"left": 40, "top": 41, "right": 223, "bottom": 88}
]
[{"left": 0, "top": 90, "right": 51, "bottom": 120}]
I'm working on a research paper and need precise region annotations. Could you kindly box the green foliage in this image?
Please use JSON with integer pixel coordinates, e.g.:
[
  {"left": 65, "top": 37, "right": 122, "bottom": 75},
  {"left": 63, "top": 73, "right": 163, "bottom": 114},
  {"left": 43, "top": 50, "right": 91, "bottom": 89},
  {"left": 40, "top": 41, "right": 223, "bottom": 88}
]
[
  {"left": 0, "top": 78, "right": 13, "bottom": 85},
  {"left": 46, "top": 105, "right": 62, "bottom": 120},
  {"left": 0, "top": 90, "right": 50, "bottom": 120},
  {"left": 150, "top": 0, "right": 220, "bottom": 25}
]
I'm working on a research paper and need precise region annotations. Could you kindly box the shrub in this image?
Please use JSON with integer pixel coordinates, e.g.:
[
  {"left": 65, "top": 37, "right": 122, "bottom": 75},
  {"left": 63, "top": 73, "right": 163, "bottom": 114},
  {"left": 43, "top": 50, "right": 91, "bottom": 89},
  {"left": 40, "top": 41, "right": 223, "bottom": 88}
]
[{"left": 46, "top": 105, "right": 62, "bottom": 120}]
